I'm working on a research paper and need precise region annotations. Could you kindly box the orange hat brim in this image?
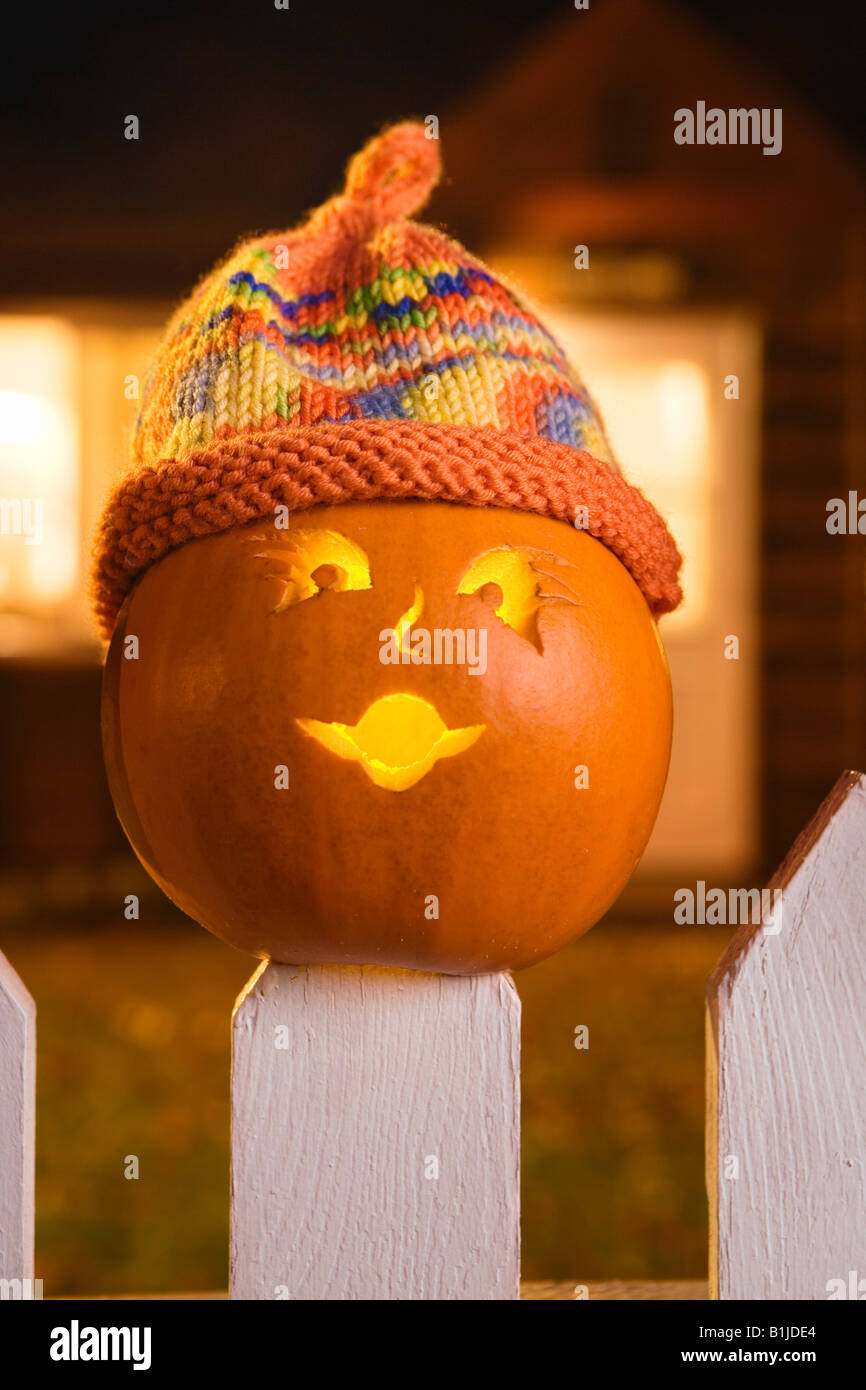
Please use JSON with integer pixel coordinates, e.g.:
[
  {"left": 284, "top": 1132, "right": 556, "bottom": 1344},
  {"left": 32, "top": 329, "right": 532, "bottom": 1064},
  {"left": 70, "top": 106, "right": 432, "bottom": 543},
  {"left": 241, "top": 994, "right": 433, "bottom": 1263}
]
[{"left": 92, "top": 419, "right": 682, "bottom": 642}]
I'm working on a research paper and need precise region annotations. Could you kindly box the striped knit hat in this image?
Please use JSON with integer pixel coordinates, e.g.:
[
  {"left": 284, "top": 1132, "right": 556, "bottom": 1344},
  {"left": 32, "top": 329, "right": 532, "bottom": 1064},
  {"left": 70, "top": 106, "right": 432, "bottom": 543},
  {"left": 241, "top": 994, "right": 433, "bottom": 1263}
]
[{"left": 92, "top": 122, "right": 681, "bottom": 639}]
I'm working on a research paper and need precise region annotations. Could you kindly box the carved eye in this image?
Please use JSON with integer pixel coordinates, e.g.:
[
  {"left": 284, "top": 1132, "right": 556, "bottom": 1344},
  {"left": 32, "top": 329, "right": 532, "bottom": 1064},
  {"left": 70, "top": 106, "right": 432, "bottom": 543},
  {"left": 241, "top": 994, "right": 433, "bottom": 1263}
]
[
  {"left": 456, "top": 547, "right": 579, "bottom": 651},
  {"left": 253, "top": 530, "right": 372, "bottom": 613}
]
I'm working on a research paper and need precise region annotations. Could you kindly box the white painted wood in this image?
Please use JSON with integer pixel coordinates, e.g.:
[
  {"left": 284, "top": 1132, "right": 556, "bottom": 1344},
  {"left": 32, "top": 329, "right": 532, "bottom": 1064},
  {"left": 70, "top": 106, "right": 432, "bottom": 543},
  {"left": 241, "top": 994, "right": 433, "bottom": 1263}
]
[
  {"left": 0, "top": 948, "right": 35, "bottom": 1285},
  {"left": 707, "top": 770, "right": 866, "bottom": 1300},
  {"left": 231, "top": 963, "right": 520, "bottom": 1300}
]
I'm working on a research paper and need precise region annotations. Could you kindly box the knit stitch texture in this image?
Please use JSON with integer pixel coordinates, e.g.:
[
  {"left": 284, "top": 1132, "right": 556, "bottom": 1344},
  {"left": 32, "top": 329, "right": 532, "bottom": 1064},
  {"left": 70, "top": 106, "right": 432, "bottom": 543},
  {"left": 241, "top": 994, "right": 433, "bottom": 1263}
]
[{"left": 92, "top": 121, "right": 682, "bottom": 638}]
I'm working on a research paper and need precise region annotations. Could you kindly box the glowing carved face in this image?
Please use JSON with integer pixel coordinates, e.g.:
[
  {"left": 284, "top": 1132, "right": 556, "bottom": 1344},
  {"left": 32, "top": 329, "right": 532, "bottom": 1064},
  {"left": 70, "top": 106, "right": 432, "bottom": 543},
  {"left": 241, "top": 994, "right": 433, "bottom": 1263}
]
[
  {"left": 102, "top": 501, "right": 674, "bottom": 972},
  {"left": 254, "top": 528, "right": 582, "bottom": 790}
]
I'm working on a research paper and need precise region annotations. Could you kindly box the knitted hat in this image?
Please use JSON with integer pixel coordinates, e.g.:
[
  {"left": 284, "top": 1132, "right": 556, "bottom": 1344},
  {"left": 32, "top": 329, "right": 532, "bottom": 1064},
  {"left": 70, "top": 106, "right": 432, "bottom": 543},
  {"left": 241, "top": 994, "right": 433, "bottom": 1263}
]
[{"left": 92, "top": 122, "right": 681, "bottom": 640}]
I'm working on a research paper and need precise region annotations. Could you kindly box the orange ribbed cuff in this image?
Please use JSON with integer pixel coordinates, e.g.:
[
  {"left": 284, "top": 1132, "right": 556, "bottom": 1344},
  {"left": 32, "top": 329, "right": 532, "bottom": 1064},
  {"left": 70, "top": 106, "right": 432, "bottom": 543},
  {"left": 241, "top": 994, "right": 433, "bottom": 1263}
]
[{"left": 92, "top": 420, "right": 683, "bottom": 641}]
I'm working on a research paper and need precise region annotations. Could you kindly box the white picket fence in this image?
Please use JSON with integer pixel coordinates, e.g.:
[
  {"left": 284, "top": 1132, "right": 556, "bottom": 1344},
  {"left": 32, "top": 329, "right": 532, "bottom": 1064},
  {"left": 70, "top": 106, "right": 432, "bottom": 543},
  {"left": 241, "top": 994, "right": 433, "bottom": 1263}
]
[{"left": 2, "top": 771, "right": 864, "bottom": 1301}]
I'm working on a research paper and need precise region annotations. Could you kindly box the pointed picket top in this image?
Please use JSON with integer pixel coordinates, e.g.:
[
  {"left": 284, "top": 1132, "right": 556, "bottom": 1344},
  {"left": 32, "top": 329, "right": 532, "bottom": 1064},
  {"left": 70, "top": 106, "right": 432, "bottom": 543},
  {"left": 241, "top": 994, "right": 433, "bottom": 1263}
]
[
  {"left": 0, "top": 947, "right": 36, "bottom": 1286},
  {"left": 707, "top": 770, "right": 866, "bottom": 1300}
]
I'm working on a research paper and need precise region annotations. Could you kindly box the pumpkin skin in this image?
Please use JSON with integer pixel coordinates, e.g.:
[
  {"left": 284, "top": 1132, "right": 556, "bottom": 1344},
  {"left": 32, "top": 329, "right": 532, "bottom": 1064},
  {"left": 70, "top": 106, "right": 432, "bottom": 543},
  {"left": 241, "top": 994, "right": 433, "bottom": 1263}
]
[{"left": 102, "top": 501, "right": 672, "bottom": 973}]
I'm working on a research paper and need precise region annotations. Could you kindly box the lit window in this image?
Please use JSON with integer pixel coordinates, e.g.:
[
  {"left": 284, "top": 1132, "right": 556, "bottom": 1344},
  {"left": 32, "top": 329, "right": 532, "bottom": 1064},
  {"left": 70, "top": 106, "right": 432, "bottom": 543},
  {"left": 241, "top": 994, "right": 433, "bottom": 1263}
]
[
  {"left": 0, "top": 309, "right": 163, "bottom": 652},
  {"left": 0, "top": 318, "right": 80, "bottom": 610},
  {"left": 541, "top": 310, "right": 716, "bottom": 634},
  {"left": 537, "top": 305, "right": 761, "bottom": 875}
]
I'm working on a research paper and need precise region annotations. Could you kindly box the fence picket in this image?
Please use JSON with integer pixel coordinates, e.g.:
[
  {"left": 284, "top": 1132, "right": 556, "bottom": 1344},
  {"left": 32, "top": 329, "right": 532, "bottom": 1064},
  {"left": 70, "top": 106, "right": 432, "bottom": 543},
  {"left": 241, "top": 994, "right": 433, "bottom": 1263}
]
[
  {"left": 230, "top": 962, "right": 521, "bottom": 1300},
  {"left": 0, "top": 949, "right": 35, "bottom": 1288},
  {"left": 707, "top": 770, "right": 866, "bottom": 1300}
]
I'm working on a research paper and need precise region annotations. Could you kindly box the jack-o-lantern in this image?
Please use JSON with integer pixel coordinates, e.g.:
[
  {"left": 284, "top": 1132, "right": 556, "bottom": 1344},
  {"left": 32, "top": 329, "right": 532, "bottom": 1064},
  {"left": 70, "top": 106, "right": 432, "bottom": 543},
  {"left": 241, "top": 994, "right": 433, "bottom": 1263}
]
[{"left": 95, "top": 123, "right": 682, "bottom": 974}]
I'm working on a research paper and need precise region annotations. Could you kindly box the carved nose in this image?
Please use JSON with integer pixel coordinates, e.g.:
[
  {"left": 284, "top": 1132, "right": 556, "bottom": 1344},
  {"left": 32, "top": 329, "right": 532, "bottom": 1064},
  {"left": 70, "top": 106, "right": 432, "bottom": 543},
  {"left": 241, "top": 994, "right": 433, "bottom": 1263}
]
[{"left": 393, "top": 583, "right": 424, "bottom": 655}]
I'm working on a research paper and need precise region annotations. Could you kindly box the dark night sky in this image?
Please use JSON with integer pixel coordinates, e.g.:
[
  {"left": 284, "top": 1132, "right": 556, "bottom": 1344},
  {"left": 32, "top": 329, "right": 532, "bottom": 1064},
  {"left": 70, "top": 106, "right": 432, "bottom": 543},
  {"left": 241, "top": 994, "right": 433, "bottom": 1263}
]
[{"left": 0, "top": 0, "right": 862, "bottom": 295}]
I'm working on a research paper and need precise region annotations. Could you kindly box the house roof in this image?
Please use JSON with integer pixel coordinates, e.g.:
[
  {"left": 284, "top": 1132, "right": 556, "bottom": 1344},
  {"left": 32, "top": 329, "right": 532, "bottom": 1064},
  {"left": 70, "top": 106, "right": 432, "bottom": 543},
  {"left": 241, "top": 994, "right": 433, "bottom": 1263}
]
[{"left": 430, "top": 0, "right": 865, "bottom": 245}]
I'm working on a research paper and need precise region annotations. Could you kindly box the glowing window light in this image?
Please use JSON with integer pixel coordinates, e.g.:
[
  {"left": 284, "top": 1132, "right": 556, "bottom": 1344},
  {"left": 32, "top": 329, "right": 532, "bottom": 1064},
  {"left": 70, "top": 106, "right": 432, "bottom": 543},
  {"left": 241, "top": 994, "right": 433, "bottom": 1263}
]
[
  {"left": 540, "top": 309, "right": 713, "bottom": 633},
  {"left": 0, "top": 318, "right": 80, "bottom": 609}
]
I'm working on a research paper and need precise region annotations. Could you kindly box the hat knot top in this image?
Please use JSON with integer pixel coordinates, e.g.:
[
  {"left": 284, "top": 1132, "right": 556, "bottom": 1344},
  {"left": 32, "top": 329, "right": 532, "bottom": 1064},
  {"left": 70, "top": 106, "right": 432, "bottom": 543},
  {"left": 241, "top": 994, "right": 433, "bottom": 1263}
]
[{"left": 309, "top": 122, "right": 442, "bottom": 240}]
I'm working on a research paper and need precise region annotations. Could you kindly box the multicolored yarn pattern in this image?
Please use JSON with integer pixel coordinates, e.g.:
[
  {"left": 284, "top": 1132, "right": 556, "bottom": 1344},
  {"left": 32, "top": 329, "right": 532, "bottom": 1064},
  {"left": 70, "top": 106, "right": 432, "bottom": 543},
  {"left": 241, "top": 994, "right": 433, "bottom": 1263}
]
[
  {"left": 93, "top": 122, "right": 682, "bottom": 638},
  {"left": 134, "top": 228, "right": 615, "bottom": 466}
]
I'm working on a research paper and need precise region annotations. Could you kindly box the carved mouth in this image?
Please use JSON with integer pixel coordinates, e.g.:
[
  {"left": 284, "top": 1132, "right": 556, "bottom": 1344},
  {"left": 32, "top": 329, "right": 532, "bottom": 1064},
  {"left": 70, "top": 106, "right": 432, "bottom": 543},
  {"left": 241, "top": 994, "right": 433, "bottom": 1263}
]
[{"left": 296, "top": 693, "right": 485, "bottom": 791}]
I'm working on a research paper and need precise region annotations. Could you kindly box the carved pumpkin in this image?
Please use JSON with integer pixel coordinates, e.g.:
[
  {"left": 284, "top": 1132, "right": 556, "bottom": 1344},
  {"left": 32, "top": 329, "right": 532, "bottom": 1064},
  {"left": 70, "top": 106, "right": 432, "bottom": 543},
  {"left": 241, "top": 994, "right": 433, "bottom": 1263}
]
[
  {"left": 95, "top": 123, "right": 681, "bottom": 973},
  {"left": 102, "top": 500, "right": 672, "bottom": 973}
]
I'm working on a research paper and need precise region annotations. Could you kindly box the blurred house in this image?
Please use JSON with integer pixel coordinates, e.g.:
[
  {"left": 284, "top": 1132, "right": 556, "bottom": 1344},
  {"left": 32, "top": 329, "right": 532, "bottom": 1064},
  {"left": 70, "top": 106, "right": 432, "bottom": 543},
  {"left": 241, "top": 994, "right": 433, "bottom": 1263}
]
[
  {"left": 1, "top": 0, "right": 863, "bottom": 914},
  {"left": 430, "top": 0, "right": 866, "bottom": 874}
]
